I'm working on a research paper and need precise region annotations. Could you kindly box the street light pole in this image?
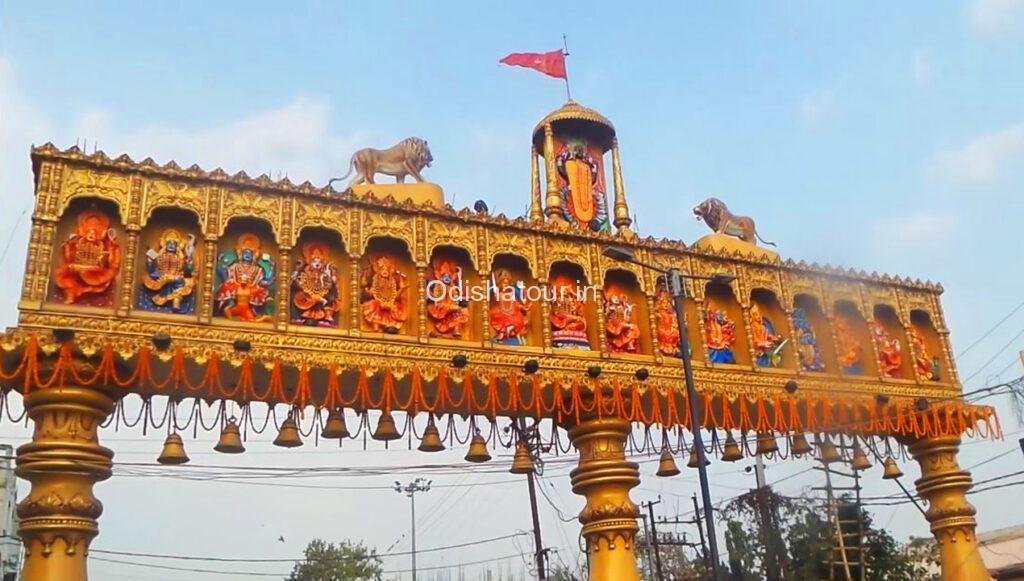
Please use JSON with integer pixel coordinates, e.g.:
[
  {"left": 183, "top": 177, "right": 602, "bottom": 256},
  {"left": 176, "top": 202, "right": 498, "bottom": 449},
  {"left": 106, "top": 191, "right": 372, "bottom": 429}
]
[
  {"left": 666, "top": 267, "right": 722, "bottom": 580},
  {"left": 601, "top": 246, "right": 726, "bottom": 579},
  {"left": 395, "top": 478, "right": 431, "bottom": 581}
]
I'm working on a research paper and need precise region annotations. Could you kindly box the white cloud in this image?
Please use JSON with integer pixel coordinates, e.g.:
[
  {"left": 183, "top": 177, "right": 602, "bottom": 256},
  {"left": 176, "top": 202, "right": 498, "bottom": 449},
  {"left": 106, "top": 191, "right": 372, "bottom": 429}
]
[
  {"left": 912, "top": 49, "right": 932, "bottom": 86},
  {"left": 798, "top": 88, "right": 836, "bottom": 129},
  {"left": 932, "top": 122, "right": 1024, "bottom": 188},
  {"left": 969, "top": 0, "right": 1024, "bottom": 36},
  {"left": 869, "top": 212, "right": 957, "bottom": 266}
]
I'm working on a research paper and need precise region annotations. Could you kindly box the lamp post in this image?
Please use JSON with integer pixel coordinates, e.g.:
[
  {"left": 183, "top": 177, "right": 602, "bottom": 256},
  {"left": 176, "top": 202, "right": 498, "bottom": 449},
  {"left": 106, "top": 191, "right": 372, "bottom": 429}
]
[
  {"left": 602, "top": 245, "right": 730, "bottom": 579},
  {"left": 394, "top": 478, "right": 431, "bottom": 581}
]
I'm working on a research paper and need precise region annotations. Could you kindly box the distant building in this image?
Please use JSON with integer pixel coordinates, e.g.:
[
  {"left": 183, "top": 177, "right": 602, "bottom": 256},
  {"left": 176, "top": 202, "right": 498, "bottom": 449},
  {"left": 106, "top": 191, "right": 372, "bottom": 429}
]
[
  {"left": 0, "top": 444, "right": 20, "bottom": 581},
  {"left": 980, "top": 525, "right": 1024, "bottom": 580}
]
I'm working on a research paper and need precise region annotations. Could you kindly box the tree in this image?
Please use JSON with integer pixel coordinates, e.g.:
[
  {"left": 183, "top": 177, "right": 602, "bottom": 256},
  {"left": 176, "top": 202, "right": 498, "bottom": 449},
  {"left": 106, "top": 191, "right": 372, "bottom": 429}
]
[{"left": 286, "top": 539, "right": 383, "bottom": 581}]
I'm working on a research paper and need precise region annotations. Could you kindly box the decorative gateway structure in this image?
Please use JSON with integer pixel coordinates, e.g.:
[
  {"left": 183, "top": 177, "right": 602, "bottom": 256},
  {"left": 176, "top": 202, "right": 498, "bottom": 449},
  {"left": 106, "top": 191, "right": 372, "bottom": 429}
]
[{"left": 0, "top": 101, "right": 1000, "bottom": 581}]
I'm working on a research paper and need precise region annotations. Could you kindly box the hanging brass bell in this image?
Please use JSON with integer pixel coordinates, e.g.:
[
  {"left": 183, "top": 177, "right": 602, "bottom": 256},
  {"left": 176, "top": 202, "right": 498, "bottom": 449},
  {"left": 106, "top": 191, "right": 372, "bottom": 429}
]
[
  {"left": 721, "top": 433, "right": 743, "bottom": 462},
  {"left": 882, "top": 455, "right": 904, "bottom": 480},
  {"left": 818, "top": 438, "right": 841, "bottom": 464},
  {"left": 321, "top": 408, "right": 350, "bottom": 439},
  {"left": 755, "top": 431, "right": 779, "bottom": 455},
  {"left": 372, "top": 411, "right": 401, "bottom": 441},
  {"left": 686, "top": 444, "right": 710, "bottom": 468},
  {"left": 465, "top": 432, "right": 492, "bottom": 463},
  {"left": 273, "top": 415, "right": 303, "bottom": 448},
  {"left": 418, "top": 418, "right": 445, "bottom": 452},
  {"left": 656, "top": 446, "right": 681, "bottom": 477},
  {"left": 510, "top": 441, "right": 535, "bottom": 475},
  {"left": 850, "top": 443, "right": 872, "bottom": 471},
  {"left": 790, "top": 432, "right": 813, "bottom": 456},
  {"left": 214, "top": 418, "right": 245, "bottom": 454},
  {"left": 157, "top": 433, "right": 189, "bottom": 465}
]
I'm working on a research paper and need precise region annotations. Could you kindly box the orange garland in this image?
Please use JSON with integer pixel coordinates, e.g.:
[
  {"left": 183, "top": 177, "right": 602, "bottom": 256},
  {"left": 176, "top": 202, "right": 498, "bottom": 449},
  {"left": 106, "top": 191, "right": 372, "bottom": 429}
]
[{"left": 0, "top": 336, "right": 1001, "bottom": 440}]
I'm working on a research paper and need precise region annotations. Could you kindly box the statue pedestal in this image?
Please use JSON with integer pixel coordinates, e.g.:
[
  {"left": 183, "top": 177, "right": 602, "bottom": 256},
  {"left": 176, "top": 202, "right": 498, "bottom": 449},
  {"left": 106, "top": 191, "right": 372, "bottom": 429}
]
[
  {"left": 350, "top": 183, "right": 445, "bottom": 209},
  {"left": 693, "top": 232, "right": 779, "bottom": 261}
]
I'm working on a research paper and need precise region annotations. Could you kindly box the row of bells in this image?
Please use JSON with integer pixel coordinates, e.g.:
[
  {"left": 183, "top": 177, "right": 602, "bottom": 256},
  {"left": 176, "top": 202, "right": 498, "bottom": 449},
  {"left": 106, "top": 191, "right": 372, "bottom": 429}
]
[
  {"left": 157, "top": 409, "right": 538, "bottom": 475},
  {"left": 654, "top": 431, "right": 904, "bottom": 480},
  {"left": 158, "top": 413, "right": 902, "bottom": 481}
]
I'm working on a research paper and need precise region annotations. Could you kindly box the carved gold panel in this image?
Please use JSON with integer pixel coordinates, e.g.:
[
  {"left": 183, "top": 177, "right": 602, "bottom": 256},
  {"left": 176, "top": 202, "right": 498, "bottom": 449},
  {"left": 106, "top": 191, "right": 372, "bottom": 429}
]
[
  {"left": 219, "top": 189, "right": 282, "bottom": 239},
  {"left": 142, "top": 179, "right": 206, "bottom": 231},
  {"left": 293, "top": 200, "right": 349, "bottom": 247},
  {"left": 59, "top": 168, "right": 130, "bottom": 219},
  {"left": 427, "top": 221, "right": 478, "bottom": 268}
]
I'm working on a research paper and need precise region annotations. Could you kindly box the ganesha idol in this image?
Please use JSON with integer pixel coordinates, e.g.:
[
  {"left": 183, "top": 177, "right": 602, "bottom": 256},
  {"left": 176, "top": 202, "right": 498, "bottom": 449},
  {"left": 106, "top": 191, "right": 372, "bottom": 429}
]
[
  {"left": 488, "top": 269, "right": 532, "bottom": 345},
  {"left": 290, "top": 242, "right": 341, "bottom": 327},
  {"left": 138, "top": 229, "right": 196, "bottom": 314},
  {"left": 214, "top": 233, "right": 275, "bottom": 322},
  {"left": 53, "top": 209, "right": 122, "bottom": 306},
  {"left": 549, "top": 275, "right": 590, "bottom": 349},
  {"left": 603, "top": 285, "right": 640, "bottom": 354}
]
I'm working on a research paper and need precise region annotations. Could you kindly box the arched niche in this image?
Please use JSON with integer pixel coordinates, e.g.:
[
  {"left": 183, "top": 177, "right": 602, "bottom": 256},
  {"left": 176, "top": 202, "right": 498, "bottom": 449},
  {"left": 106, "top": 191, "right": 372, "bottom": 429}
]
[
  {"left": 602, "top": 269, "right": 650, "bottom": 355},
  {"left": 703, "top": 281, "right": 750, "bottom": 366},
  {"left": 909, "top": 310, "right": 945, "bottom": 382},
  {"left": 833, "top": 300, "right": 875, "bottom": 376},
  {"left": 792, "top": 294, "right": 834, "bottom": 373},
  {"left": 360, "top": 236, "right": 416, "bottom": 335},
  {"left": 136, "top": 207, "right": 202, "bottom": 317},
  {"left": 750, "top": 289, "right": 794, "bottom": 369},
  {"left": 652, "top": 276, "right": 701, "bottom": 361},
  {"left": 48, "top": 197, "right": 125, "bottom": 309},
  {"left": 873, "top": 304, "right": 913, "bottom": 380},
  {"left": 548, "top": 261, "right": 597, "bottom": 350},
  {"left": 488, "top": 253, "right": 542, "bottom": 347},
  {"left": 289, "top": 227, "right": 350, "bottom": 329},
  {"left": 214, "top": 217, "right": 278, "bottom": 324},
  {"left": 426, "top": 245, "right": 480, "bottom": 341}
]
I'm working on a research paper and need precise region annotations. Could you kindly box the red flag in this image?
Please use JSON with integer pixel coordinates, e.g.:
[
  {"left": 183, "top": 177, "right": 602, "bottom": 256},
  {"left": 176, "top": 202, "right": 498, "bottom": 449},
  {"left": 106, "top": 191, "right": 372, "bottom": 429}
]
[{"left": 499, "top": 50, "right": 567, "bottom": 79}]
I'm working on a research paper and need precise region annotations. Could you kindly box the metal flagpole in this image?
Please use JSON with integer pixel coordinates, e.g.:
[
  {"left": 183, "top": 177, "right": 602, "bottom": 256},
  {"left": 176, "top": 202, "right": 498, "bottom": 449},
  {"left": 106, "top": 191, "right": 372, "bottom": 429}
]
[{"left": 562, "top": 34, "right": 572, "bottom": 101}]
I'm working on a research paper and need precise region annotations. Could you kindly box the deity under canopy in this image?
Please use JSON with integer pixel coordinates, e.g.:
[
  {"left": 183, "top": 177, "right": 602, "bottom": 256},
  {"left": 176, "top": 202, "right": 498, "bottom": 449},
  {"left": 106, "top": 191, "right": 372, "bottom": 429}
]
[
  {"left": 749, "top": 303, "right": 787, "bottom": 368},
  {"left": 791, "top": 308, "right": 825, "bottom": 372},
  {"left": 361, "top": 255, "right": 408, "bottom": 334},
  {"left": 834, "top": 313, "right": 865, "bottom": 374},
  {"left": 290, "top": 242, "right": 340, "bottom": 327},
  {"left": 425, "top": 257, "right": 470, "bottom": 339},
  {"left": 53, "top": 209, "right": 122, "bottom": 306},
  {"left": 549, "top": 275, "right": 590, "bottom": 349},
  {"left": 653, "top": 285, "right": 682, "bottom": 357},
  {"left": 214, "top": 233, "right": 275, "bottom": 322},
  {"left": 603, "top": 285, "right": 640, "bottom": 354},
  {"left": 704, "top": 300, "right": 736, "bottom": 364},
  {"left": 556, "top": 138, "right": 609, "bottom": 232},
  {"left": 139, "top": 229, "right": 196, "bottom": 313},
  {"left": 871, "top": 321, "right": 903, "bottom": 378},
  {"left": 909, "top": 326, "right": 940, "bottom": 382},
  {"left": 488, "top": 269, "right": 532, "bottom": 346}
]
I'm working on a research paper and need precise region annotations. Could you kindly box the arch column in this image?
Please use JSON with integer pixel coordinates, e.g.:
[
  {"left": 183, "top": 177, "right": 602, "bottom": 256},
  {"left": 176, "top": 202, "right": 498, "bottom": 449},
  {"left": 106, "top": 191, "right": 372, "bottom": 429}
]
[
  {"left": 16, "top": 386, "right": 117, "bottom": 581},
  {"left": 567, "top": 415, "right": 641, "bottom": 581},
  {"left": 907, "top": 435, "right": 989, "bottom": 581}
]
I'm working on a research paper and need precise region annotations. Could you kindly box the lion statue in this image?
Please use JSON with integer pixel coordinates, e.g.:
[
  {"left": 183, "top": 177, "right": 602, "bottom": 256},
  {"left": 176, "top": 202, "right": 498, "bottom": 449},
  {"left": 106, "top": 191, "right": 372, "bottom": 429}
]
[
  {"left": 693, "top": 197, "right": 776, "bottom": 247},
  {"left": 328, "top": 137, "right": 433, "bottom": 188}
]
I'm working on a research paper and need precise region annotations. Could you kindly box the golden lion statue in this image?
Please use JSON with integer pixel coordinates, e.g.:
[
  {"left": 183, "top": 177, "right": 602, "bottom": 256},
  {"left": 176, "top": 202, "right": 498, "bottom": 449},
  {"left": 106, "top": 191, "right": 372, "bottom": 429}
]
[
  {"left": 693, "top": 197, "right": 775, "bottom": 247},
  {"left": 329, "top": 137, "right": 434, "bottom": 188}
]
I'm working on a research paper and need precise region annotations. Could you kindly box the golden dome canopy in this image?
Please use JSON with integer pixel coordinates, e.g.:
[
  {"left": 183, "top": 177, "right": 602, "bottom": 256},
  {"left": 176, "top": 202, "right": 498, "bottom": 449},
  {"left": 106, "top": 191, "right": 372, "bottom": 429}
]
[{"left": 532, "top": 100, "right": 616, "bottom": 152}]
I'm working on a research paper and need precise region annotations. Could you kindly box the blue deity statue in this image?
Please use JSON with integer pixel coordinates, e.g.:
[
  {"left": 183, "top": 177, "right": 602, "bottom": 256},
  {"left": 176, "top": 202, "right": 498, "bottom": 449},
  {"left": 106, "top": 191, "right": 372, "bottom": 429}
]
[
  {"left": 792, "top": 308, "right": 825, "bottom": 372},
  {"left": 138, "top": 229, "right": 197, "bottom": 313}
]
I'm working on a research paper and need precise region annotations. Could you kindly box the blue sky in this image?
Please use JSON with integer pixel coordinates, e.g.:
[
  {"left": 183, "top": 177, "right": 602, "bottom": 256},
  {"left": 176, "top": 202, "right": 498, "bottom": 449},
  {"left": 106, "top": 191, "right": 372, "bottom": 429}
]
[{"left": 2, "top": 1, "right": 1024, "bottom": 579}]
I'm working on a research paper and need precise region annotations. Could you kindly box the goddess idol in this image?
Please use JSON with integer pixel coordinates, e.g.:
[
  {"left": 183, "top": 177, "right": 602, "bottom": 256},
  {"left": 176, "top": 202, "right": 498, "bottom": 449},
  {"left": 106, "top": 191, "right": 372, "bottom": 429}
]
[
  {"left": 289, "top": 242, "right": 341, "bottom": 327},
  {"left": 138, "top": 229, "right": 197, "bottom": 313},
  {"left": 549, "top": 275, "right": 590, "bottom": 349},
  {"left": 53, "top": 209, "right": 122, "bottom": 306},
  {"left": 792, "top": 308, "right": 825, "bottom": 372},
  {"left": 603, "top": 285, "right": 641, "bottom": 354},
  {"left": 556, "top": 138, "right": 609, "bottom": 232},
  {"left": 704, "top": 300, "right": 737, "bottom": 364},
  {"left": 653, "top": 285, "right": 682, "bottom": 357},
  {"left": 871, "top": 321, "right": 903, "bottom": 378},
  {"left": 488, "top": 269, "right": 532, "bottom": 345},
  {"left": 425, "top": 257, "right": 470, "bottom": 339},
  {"left": 214, "top": 233, "right": 275, "bottom": 322},
  {"left": 749, "top": 303, "right": 786, "bottom": 368},
  {"left": 361, "top": 255, "right": 408, "bottom": 334}
]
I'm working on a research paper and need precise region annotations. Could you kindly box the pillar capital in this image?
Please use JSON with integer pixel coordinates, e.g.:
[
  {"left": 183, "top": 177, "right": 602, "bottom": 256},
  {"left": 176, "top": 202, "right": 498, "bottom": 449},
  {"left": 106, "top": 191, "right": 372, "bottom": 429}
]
[{"left": 16, "top": 385, "right": 117, "bottom": 581}]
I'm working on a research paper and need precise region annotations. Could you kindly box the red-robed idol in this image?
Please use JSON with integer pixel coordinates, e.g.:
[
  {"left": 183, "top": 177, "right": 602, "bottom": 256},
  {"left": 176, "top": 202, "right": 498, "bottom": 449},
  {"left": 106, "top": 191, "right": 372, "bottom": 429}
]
[{"left": 53, "top": 210, "right": 122, "bottom": 305}]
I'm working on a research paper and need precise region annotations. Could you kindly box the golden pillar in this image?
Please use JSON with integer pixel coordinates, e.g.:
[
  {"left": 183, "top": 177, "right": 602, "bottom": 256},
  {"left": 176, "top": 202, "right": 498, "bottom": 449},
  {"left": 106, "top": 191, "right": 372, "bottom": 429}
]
[
  {"left": 907, "top": 435, "right": 990, "bottom": 581},
  {"left": 543, "top": 124, "right": 566, "bottom": 225},
  {"left": 529, "top": 146, "right": 544, "bottom": 222},
  {"left": 567, "top": 416, "right": 642, "bottom": 581},
  {"left": 16, "top": 386, "right": 117, "bottom": 581},
  {"left": 610, "top": 139, "right": 634, "bottom": 239}
]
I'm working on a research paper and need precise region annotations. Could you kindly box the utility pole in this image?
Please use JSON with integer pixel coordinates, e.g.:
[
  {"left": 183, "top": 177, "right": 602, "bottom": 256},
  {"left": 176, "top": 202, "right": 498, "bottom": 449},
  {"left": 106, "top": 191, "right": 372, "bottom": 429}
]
[
  {"left": 691, "top": 494, "right": 710, "bottom": 572},
  {"left": 395, "top": 478, "right": 432, "bottom": 581},
  {"left": 517, "top": 418, "right": 547, "bottom": 580},
  {"left": 643, "top": 498, "right": 665, "bottom": 581}
]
